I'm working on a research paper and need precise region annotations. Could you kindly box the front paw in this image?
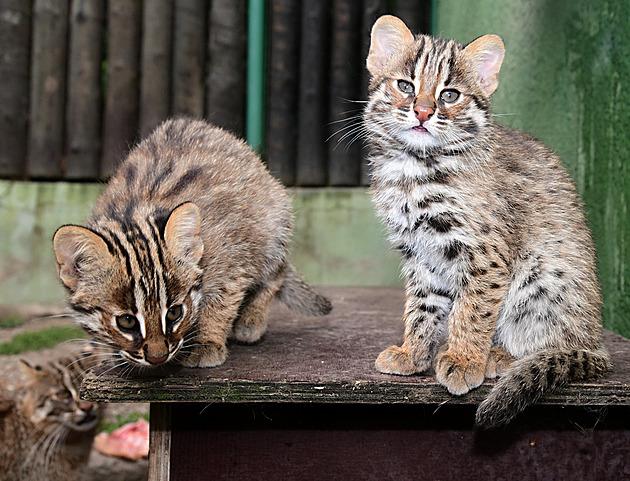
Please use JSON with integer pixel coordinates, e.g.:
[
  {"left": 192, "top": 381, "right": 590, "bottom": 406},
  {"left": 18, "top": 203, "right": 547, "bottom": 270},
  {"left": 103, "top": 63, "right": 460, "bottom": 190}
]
[
  {"left": 435, "top": 350, "right": 485, "bottom": 395},
  {"left": 182, "top": 343, "right": 228, "bottom": 368},
  {"left": 375, "top": 345, "right": 429, "bottom": 375}
]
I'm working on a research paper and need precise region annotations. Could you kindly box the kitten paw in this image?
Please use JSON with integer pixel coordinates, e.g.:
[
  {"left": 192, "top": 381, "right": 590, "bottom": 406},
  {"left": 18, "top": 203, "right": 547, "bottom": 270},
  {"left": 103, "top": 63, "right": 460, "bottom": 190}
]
[
  {"left": 375, "top": 345, "right": 427, "bottom": 375},
  {"left": 182, "top": 343, "right": 228, "bottom": 368},
  {"left": 231, "top": 321, "right": 267, "bottom": 344},
  {"left": 484, "top": 346, "right": 514, "bottom": 379},
  {"left": 435, "top": 350, "right": 485, "bottom": 395}
]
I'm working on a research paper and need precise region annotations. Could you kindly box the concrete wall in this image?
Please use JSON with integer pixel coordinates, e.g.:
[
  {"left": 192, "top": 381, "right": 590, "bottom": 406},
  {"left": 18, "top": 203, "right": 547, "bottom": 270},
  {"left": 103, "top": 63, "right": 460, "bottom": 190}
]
[
  {"left": 0, "top": 181, "right": 401, "bottom": 308},
  {"left": 434, "top": 0, "right": 630, "bottom": 335}
]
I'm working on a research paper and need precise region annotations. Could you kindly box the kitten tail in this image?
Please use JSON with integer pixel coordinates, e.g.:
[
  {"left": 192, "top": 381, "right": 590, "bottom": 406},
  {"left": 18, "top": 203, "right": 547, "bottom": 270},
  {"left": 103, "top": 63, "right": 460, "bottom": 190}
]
[
  {"left": 276, "top": 264, "right": 332, "bottom": 316},
  {"left": 475, "top": 348, "right": 612, "bottom": 429}
]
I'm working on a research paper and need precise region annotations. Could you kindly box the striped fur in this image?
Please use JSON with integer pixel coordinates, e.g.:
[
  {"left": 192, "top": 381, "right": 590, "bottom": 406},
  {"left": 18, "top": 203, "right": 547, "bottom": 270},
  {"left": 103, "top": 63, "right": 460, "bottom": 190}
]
[
  {"left": 364, "top": 16, "right": 610, "bottom": 428},
  {"left": 0, "top": 343, "right": 102, "bottom": 481},
  {"left": 53, "top": 118, "right": 331, "bottom": 369}
]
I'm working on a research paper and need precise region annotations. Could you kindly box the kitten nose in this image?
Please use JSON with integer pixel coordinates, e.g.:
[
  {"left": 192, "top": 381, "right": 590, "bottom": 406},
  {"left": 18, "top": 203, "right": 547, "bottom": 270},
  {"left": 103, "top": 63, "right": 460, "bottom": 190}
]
[
  {"left": 79, "top": 400, "right": 94, "bottom": 412},
  {"left": 143, "top": 340, "right": 169, "bottom": 365},
  {"left": 414, "top": 105, "right": 434, "bottom": 123}
]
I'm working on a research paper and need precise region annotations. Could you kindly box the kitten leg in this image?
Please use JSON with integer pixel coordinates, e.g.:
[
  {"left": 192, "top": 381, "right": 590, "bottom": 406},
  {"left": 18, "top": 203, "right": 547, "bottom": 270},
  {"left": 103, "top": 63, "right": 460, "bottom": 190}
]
[
  {"left": 183, "top": 296, "right": 241, "bottom": 368},
  {"left": 484, "top": 345, "right": 514, "bottom": 379},
  {"left": 435, "top": 284, "right": 505, "bottom": 395},
  {"left": 376, "top": 275, "right": 450, "bottom": 375},
  {"left": 232, "top": 274, "right": 284, "bottom": 344}
]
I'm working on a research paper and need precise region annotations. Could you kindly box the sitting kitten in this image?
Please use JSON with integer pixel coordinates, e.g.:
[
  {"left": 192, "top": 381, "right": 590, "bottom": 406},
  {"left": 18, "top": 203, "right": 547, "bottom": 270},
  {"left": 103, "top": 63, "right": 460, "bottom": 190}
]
[
  {"left": 0, "top": 347, "right": 102, "bottom": 481},
  {"left": 364, "top": 15, "right": 611, "bottom": 428},
  {"left": 53, "top": 118, "right": 331, "bottom": 369}
]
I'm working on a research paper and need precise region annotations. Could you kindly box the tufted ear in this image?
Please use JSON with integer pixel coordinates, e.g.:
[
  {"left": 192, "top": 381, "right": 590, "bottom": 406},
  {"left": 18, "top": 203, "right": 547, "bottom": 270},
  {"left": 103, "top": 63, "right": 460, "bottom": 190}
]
[
  {"left": 367, "top": 15, "right": 415, "bottom": 75},
  {"left": 164, "top": 203, "right": 204, "bottom": 266},
  {"left": 462, "top": 34, "right": 505, "bottom": 96},
  {"left": 53, "top": 225, "right": 114, "bottom": 291}
]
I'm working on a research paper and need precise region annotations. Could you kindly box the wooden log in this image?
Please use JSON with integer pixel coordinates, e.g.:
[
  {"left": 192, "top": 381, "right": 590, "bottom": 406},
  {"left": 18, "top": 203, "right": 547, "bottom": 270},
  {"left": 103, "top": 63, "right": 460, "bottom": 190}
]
[
  {"left": 0, "top": 0, "right": 31, "bottom": 178},
  {"left": 65, "top": 0, "right": 105, "bottom": 180},
  {"left": 265, "top": 0, "right": 301, "bottom": 185},
  {"left": 139, "top": 0, "right": 174, "bottom": 138},
  {"left": 327, "top": 0, "right": 363, "bottom": 186},
  {"left": 26, "top": 0, "right": 69, "bottom": 179},
  {"left": 206, "top": 0, "right": 247, "bottom": 137},
  {"left": 101, "top": 0, "right": 141, "bottom": 178},
  {"left": 295, "top": 0, "right": 330, "bottom": 186},
  {"left": 172, "top": 0, "right": 208, "bottom": 118}
]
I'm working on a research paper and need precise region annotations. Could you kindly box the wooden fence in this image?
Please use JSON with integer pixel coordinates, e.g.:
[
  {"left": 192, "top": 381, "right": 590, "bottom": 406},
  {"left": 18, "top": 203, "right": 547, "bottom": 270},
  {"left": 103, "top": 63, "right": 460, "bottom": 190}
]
[{"left": 0, "top": 0, "right": 429, "bottom": 185}]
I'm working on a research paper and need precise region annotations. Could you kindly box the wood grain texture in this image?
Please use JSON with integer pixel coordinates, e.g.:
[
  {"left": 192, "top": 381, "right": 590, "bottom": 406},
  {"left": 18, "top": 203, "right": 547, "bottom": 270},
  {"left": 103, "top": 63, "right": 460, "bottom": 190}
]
[
  {"left": 82, "top": 287, "right": 630, "bottom": 407},
  {"left": 148, "top": 404, "right": 171, "bottom": 481}
]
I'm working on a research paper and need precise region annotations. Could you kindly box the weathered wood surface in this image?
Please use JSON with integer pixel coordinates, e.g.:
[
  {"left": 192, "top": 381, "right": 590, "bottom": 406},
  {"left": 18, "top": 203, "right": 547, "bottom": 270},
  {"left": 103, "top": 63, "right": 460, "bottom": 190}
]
[{"left": 82, "top": 287, "right": 630, "bottom": 406}]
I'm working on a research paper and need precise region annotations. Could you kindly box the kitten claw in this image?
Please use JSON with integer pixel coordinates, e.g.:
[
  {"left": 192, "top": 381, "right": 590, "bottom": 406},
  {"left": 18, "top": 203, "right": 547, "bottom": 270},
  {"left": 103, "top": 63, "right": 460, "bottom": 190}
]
[
  {"left": 182, "top": 343, "right": 228, "bottom": 368},
  {"left": 375, "top": 345, "right": 427, "bottom": 375},
  {"left": 435, "top": 350, "right": 485, "bottom": 395}
]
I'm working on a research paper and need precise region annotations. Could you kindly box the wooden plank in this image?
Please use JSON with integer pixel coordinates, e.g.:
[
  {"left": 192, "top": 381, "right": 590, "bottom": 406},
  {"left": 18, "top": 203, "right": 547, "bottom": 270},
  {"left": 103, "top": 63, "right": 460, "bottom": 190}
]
[
  {"left": 65, "top": 0, "right": 105, "bottom": 180},
  {"left": 327, "top": 0, "right": 363, "bottom": 186},
  {"left": 100, "top": 0, "right": 141, "bottom": 178},
  {"left": 360, "top": 0, "right": 389, "bottom": 186},
  {"left": 295, "top": 0, "right": 330, "bottom": 186},
  {"left": 206, "top": 0, "right": 247, "bottom": 137},
  {"left": 148, "top": 403, "right": 171, "bottom": 481},
  {"left": 26, "top": 0, "right": 69, "bottom": 179},
  {"left": 170, "top": 403, "right": 630, "bottom": 481},
  {"left": 172, "top": 0, "right": 208, "bottom": 118},
  {"left": 265, "top": 0, "right": 301, "bottom": 185},
  {"left": 139, "top": 0, "right": 174, "bottom": 138},
  {"left": 0, "top": 0, "right": 31, "bottom": 178},
  {"left": 392, "top": 0, "right": 431, "bottom": 35},
  {"left": 81, "top": 287, "right": 630, "bottom": 407}
]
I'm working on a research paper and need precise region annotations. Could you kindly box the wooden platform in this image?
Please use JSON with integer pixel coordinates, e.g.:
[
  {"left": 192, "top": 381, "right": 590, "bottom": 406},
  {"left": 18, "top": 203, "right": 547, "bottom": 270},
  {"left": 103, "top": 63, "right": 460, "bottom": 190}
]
[{"left": 81, "top": 287, "right": 630, "bottom": 481}]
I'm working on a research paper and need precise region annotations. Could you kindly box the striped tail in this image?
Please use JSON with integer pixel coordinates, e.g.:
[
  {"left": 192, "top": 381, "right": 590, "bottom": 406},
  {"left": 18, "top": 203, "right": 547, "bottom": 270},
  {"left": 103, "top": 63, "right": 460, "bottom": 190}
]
[
  {"left": 276, "top": 263, "right": 332, "bottom": 316},
  {"left": 475, "top": 347, "right": 611, "bottom": 429}
]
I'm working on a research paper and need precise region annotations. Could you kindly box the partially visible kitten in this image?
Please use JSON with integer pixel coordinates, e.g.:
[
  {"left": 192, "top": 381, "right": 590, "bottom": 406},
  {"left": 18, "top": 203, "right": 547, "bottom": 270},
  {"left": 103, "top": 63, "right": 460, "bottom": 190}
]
[
  {"left": 364, "top": 15, "right": 611, "bottom": 428},
  {"left": 53, "top": 118, "right": 331, "bottom": 369},
  {"left": 0, "top": 347, "right": 102, "bottom": 481}
]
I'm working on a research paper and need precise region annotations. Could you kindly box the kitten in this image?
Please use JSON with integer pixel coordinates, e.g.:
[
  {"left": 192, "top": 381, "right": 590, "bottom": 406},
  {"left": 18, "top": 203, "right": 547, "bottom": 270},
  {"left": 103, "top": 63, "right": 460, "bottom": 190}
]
[
  {"left": 53, "top": 118, "right": 331, "bottom": 369},
  {"left": 0, "top": 347, "right": 102, "bottom": 481},
  {"left": 364, "top": 15, "right": 611, "bottom": 428}
]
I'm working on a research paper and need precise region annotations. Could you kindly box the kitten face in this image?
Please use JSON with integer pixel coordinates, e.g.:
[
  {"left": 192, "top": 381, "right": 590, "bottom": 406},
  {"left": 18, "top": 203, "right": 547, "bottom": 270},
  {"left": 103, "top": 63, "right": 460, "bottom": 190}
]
[
  {"left": 21, "top": 360, "right": 100, "bottom": 433},
  {"left": 53, "top": 203, "right": 204, "bottom": 368},
  {"left": 365, "top": 16, "right": 504, "bottom": 155}
]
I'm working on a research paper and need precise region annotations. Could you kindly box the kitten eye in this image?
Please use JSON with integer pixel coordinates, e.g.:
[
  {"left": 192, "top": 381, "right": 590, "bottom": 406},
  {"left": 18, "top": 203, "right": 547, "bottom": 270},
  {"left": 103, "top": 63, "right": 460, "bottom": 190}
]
[
  {"left": 165, "top": 305, "right": 183, "bottom": 324},
  {"left": 439, "top": 89, "right": 460, "bottom": 103},
  {"left": 57, "top": 389, "right": 71, "bottom": 399},
  {"left": 397, "top": 80, "right": 414, "bottom": 94},
  {"left": 116, "top": 314, "right": 138, "bottom": 331}
]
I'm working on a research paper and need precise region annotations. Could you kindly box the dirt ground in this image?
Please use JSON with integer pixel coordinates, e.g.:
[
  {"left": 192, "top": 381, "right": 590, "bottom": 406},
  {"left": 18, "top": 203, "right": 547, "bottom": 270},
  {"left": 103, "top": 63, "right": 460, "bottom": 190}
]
[{"left": 0, "top": 304, "right": 148, "bottom": 481}]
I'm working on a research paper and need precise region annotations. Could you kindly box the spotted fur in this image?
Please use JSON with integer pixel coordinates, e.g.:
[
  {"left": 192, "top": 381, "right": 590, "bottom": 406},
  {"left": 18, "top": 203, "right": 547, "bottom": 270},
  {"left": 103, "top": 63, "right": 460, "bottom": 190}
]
[
  {"left": 53, "top": 118, "right": 331, "bottom": 369},
  {"left": 364, "top": 16, "right": 610, "bottom": 428},
  {"left": 0, "top": 345, "right": 102, "bottom": 481}
]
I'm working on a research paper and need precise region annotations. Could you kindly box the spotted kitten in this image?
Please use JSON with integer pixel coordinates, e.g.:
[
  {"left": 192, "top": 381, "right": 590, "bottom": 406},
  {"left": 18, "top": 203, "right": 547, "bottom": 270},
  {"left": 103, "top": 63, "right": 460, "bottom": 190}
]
[
  {"left": 0, "top": 347, "right": 102, "bottom": 481},
  {"left": 53, "top": 118, "right": 331, "bottom": 369},
  {"left": 364, "top": 15, "right": 611, "bottom": 428}
]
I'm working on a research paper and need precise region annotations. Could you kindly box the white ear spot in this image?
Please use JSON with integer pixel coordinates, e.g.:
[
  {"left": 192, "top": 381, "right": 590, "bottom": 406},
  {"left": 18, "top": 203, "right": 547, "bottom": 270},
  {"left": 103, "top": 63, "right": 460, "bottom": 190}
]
[
  {"left": 164, "top": 203, "right": 203, "bottom": 265},
  {"left": 367, "top": 15, "right": 415, "bottom": 75},
  {"left": 462, "top": 34, "right": 505, "bottom": 96}
]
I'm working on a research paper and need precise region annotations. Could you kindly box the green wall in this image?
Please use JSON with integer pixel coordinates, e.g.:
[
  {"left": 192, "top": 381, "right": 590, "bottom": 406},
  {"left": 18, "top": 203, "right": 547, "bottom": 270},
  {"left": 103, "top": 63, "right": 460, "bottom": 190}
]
[
  {"left": 434, "top": 0, "right": 630, "bottom": 336},
  {"left": 0, "top": 181, "right": 401, "bottom": 308}
]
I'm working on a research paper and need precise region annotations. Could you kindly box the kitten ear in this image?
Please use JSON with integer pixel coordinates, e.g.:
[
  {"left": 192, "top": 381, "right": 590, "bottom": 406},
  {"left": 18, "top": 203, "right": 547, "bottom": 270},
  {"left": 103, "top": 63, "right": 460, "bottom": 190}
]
[
  {"left": 367, "top": 15, "right": 415, "bottom": 75},
  {"left": 19, "top": 359, "right": 46, "bottom": 382},
  {"left": 462, "top": 34, "right": 505, "bottom": 96},
  {"left": 164, "top": 202, "right": 204, "bottom": 266},
  {"left": 53, "top": 226, "right": 114, "bottom": 290}
]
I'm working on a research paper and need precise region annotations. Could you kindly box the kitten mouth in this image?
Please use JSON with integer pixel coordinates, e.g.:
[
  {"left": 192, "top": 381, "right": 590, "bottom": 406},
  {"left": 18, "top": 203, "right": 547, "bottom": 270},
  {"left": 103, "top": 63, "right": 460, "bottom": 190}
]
[{"left": 412, "top": 125, "right": 429, "bottom": 133}]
